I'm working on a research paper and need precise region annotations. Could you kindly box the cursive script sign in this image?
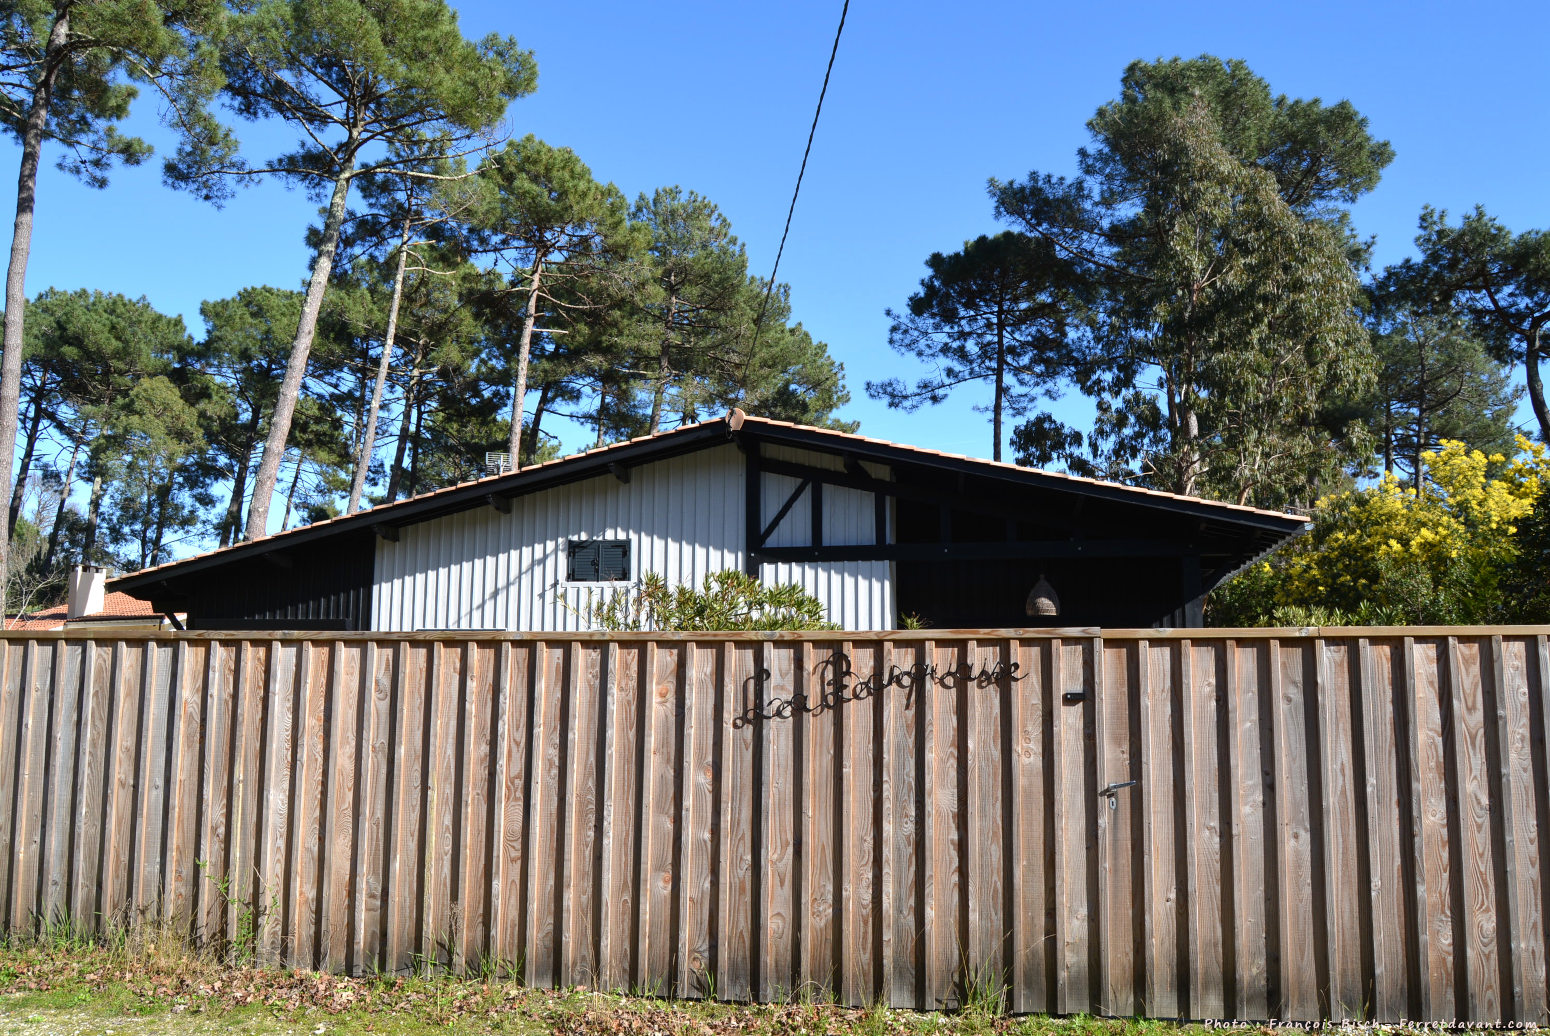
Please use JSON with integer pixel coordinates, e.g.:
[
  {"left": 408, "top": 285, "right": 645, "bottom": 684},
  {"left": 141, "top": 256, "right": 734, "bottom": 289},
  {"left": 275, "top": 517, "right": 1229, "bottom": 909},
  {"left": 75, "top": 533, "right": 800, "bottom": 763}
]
[{"left": 732, "top": 649, "right": 1026, "bottom": 728}]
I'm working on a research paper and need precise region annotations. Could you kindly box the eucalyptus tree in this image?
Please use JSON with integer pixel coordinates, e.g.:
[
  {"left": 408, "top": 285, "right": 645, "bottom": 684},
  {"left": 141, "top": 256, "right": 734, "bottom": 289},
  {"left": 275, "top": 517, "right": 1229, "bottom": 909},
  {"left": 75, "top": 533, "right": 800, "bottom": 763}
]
[
  {"left": 170, "top": 0, "right": 537, "bottom": 539},
  {"left": 869, "top": 231, "right": 1081, "bottom": 461},
  {"left": 992, "top": 56, "right": 1386, "bottom": 506},
  {"left": 468, "top": 135, "right": 637, "bottom": 467},
  {"left": 1388, "top": 207, "right": 1550, "bottom": 442},
  {"left": 0, "top": 0, "right": 230, "bottom": 589}
]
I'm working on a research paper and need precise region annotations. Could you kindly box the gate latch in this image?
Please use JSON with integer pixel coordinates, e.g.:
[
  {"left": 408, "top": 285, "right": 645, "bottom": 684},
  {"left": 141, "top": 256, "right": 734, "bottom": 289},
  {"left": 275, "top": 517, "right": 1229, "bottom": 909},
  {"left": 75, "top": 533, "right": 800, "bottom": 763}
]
[{"left": 1098, "top": 780, "right": 1138, "bottom": 808}]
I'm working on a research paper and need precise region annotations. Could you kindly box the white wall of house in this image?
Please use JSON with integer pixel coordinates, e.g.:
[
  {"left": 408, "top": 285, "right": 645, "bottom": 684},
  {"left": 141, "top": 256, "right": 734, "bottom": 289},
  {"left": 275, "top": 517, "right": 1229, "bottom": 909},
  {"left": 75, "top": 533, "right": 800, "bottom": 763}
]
[{"left": 370, "top": 443, "right": 895, "bottom": 632}]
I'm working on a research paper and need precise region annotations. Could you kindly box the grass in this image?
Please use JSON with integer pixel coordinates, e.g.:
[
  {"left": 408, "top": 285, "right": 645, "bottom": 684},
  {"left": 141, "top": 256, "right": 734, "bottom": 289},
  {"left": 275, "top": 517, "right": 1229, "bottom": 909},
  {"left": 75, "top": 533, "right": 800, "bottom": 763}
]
[{"left": 0, "top": 934, "right": 1382, "bottom": 1036}]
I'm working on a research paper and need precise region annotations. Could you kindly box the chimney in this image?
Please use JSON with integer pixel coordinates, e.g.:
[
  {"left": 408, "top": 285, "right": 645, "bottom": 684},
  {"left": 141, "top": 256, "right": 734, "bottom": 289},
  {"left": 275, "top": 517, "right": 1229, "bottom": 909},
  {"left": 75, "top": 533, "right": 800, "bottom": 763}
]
[{"left": 67, "top": 564, "right": 106, "bottom": 620}]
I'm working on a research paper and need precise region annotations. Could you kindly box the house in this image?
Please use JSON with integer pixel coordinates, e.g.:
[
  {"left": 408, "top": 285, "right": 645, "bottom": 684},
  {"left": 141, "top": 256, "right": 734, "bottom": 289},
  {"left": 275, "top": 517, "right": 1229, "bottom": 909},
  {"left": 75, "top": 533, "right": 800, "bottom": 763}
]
[
  {"left": 109, "top": 412, "right": 1308, "bottom": 631},
  {"left": 7, "top": 565, "right": 185, "bottom": 632}
]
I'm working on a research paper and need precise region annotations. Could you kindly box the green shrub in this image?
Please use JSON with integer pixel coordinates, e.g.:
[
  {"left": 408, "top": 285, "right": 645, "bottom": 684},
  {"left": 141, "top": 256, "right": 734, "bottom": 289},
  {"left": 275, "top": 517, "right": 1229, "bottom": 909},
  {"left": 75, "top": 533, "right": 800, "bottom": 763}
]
[{"left": 586, "top": 570, "right": 838, "bottom": 632}]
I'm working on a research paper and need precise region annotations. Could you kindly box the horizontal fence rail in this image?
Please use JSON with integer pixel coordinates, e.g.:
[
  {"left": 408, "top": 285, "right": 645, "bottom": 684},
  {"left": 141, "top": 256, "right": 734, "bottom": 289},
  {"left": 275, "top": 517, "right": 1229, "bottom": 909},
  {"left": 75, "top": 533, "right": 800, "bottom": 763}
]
[{"left": 0, "top": 628, "right": 1547, "bottom": 1022}]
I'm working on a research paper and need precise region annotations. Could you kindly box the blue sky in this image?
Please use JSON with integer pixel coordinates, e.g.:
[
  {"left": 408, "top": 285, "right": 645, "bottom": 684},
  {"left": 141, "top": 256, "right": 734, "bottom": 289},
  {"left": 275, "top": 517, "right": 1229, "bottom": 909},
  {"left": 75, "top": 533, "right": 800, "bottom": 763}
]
[{"left": 12, "top": 0, "right": 1549, "bottom": 470}]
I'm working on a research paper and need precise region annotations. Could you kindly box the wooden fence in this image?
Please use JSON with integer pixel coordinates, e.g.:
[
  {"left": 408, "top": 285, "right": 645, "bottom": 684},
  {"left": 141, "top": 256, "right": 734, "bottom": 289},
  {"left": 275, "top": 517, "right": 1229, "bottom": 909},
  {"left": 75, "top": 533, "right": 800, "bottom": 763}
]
[{"left": 1, "top": 628, "right": 1547, "bottom": 1023}]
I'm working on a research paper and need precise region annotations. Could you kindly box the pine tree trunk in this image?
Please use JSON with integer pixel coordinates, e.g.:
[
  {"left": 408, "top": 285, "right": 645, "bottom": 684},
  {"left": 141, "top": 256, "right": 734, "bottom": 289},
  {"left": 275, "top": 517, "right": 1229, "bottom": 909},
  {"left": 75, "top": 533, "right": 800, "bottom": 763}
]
[
  {"left": 993, "top": 319, "right": 1006, "bottom": 463},
  {"left": 1527, "top": 320, "right": 1548, "bottom": 443},
  {"left": 349, "top": 215, "right": 412, "bottom": 513},
  {"left": 8, "top": 392, "right": 46, "bottom": 537},
  {"left": 220, "top": 411, "right": 263, "bottom": 547},
  {"left": 648, "top": 293, "right": 679, "bottom": 435},
  {"left": 42, "top": 438, "right": 80, "bottom": 573},
  {"left": 243, "top": 159, "right": 356, "bottom": 540},
  {"left": 0, "top": 7, "right": 70, "bottom": 595},
  {"left": 507, "top": 259, "right": 544, "bottom": 467},
  {"left": 282, "top": 451, "right": 305, "bottom": 531},
  {"left": 84, "top": 472, "right": 103, "bottom": 563},
  {"left": 408, "top": 393, "right": 424, "bottom": 497},
  {"left": 150, "top": 478, "right": 171, "bottom": 567},
  {"left": 385, "top": 357, "right": 422, "bottom": 503},
  {"left": 525, "top": 380, "right": 552, "bottom": 466}
]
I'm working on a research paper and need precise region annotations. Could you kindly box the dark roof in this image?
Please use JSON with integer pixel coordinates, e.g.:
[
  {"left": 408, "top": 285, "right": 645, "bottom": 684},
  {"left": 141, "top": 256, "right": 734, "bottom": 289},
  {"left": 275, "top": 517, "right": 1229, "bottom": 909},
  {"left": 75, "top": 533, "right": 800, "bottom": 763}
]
[{"left": 112, "top": 411, "right": 1308, "bottom": 594}]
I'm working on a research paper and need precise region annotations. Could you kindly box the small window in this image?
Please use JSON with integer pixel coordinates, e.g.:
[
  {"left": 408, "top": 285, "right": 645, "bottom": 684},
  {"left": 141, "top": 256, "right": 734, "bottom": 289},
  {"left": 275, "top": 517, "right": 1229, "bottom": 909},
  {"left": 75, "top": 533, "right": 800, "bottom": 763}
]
[{"left": 567, "top": 538, "right": 630, "bottom": 582}]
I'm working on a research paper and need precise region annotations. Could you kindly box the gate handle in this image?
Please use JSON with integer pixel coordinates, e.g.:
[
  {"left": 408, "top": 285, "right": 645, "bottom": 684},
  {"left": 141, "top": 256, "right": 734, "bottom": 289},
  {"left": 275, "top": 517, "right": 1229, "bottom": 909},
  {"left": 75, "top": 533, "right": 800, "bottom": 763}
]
[{"left": 1098, "top": 779, "right": 1138, "bottom": 800}]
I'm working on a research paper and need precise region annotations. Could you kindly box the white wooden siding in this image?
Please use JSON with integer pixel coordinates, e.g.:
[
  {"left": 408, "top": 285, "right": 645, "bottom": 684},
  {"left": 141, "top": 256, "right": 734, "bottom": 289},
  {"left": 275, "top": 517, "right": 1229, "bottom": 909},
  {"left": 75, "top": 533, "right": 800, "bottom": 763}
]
[{"left": 371, "top": 443, "right": 895, "bottom": 632}]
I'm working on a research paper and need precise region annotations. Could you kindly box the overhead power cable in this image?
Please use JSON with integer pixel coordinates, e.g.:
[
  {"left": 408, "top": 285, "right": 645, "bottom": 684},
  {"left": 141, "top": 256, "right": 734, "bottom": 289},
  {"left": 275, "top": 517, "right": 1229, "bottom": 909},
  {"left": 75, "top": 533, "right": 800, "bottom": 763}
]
[{"left": 748, "top": 0, "right": 851, "bottom": 356}]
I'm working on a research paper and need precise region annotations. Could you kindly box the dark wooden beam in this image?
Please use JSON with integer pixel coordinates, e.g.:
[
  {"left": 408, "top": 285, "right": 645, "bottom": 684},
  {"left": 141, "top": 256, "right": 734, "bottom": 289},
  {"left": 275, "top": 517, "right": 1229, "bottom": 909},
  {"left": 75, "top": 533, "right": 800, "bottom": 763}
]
[
  {"left": 758, "top": 456, "right": 1086, "bottom": 532},
  {"left": 758, "top": 478, "right": 810, "bottom": 547},
  {"left": 753, "top": 539, "right": 1188, "bottom": 563},
  {"left": 743, "top": 445, "right": 761, "bottom": 576},
  {"left": 810, "top": 480, "right": 824, "bottom": 548}
]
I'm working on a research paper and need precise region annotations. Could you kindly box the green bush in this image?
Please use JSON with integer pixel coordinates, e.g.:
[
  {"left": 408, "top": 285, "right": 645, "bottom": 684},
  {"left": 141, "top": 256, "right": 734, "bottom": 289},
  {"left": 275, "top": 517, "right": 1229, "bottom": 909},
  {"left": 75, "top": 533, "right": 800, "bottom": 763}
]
[{"left": 586, "top": 570, "right": 838, "bottom": 632}]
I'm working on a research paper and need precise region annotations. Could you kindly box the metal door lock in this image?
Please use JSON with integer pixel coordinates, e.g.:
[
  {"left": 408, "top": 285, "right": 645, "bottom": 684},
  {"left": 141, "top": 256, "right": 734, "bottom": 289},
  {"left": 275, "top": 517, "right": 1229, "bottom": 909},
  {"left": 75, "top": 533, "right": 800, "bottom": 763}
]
[{"left": 1098, "top": 779, "right": 1138, "bottom": 808}]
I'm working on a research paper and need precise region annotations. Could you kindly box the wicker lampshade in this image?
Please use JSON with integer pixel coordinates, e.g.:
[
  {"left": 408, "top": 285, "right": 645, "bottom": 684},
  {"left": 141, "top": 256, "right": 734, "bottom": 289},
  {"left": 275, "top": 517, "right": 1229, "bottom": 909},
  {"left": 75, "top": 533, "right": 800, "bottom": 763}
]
[{"left": 1025, "top": 574, "right": 1059, "bottom": 618}]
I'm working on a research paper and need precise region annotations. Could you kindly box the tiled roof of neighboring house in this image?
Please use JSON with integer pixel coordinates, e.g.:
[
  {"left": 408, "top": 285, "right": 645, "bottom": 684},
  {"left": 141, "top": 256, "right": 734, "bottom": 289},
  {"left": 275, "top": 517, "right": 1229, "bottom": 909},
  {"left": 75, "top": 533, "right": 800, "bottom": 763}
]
[{"left": 5, "top": 590, "right": 169, "bottom": 631}]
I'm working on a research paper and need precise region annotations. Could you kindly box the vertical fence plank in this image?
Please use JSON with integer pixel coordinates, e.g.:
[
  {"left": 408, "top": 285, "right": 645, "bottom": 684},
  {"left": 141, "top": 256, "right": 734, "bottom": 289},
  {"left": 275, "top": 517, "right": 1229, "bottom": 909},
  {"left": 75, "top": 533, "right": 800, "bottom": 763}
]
[
  {"left": 760, "top": 641, "right": 797, "bottom": 1001},
  {"left": 1496, "top": 635, "right": 1548, "bottom": 1024},
  {"left": 1183, "top": 638, "right": 1225, "bottom": 1020},
  {"left": 926, "top": 640, "right": 962, "bottom": 1010},
  {"left": 384, "top": 641, "right": 427, "bottom": 974},
  {"left": 1409, "top": 636, "right": 1456, "bottom": 1021},
  {"left": 1097, "top": 639, "right": 1134, "bottom": 1017},
  {"left": 1449, "top": 637, "right": 1502, "bottom": 1022},
  {"left": 1319, "top": 639, "right": 1363, "bottom": 1020},
  {"left": 561, "top": 642, "right": 601, "bottom": 988},
  {"left": 70, "top": 642, "right": 112, "bottom": 931},
  {"left": 721, "top": 641, "right": 757, "bottom": 1002},
  {"left": 228, "top": 642, "right": 267, "bottom": 960},
  {"left": 1272, "top": 640, "right": 1319, "bottom": 1021},
  {"left": 597, "top": 641, "right": 637, "bottom": 993},
  {"left": 679, "top": 641, "right": 715, "bottom": 997},
  {"left": 420, "top": 642, "right": 460, "bottom": 968},
  {"left": 457, "top": 641, "right": 497, "bottom": 973},
  {"left": 288, "top": 642, "right": 330, "bottom": 971},
  {"left": 12, "top": 640, "right": 53, "bottom": 930},
  {"left": 1010, "top": 638, "right": 1049, "bottom": 1015},
  {"left": 1228, "top": 639, "right": 1269, "bottom": 1019},
  {"left": 321, "top": 641, "right": 362, "bottom": 973},
  {"left": 42, "top": 641, "right": 83, "bottom": 928},
  {"left": 1359, "top": 638, "right": 1410, "bottom": 1022},
  {"left": 1052, "top": 637, "right": 1093, "bottom": 1015},
  {"left": 490, "top": 640, "right": 528, "bottom": 974},
  {"left": 1141, "top": 639, "right": 1179, "bottom": 1019},
  {"left": 100, "top": 641, "right": 143, "bottom": 930},
  {"left": 194, "top": 641, "right": 235, "bottom": 943},
  {"left": 884, "top": 639, "right": 923, "bottom": 1009},
  {"left": 0, "top": 642, "right": 19, "bottom": 924},
  {"left": 636, "top": 641, "right": 677, "bottom": 993},
  {"left": 526, "top": 641, "right": 564, "bottom": 987},
  {"left": 966, "top": 640, "right": 1006, "bottom": 1002},
  {"left": 351, "top": 641, "right": 391, "bottom": 974},
  {"left": 842, "top": 640, "right": 879, "bottom": 1007},
  {"left": 799, "top": 639, "right": 838, "bottom": 1000},
  {"left": 163, "top": 642, "right": 207, "bottom": 933}
]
